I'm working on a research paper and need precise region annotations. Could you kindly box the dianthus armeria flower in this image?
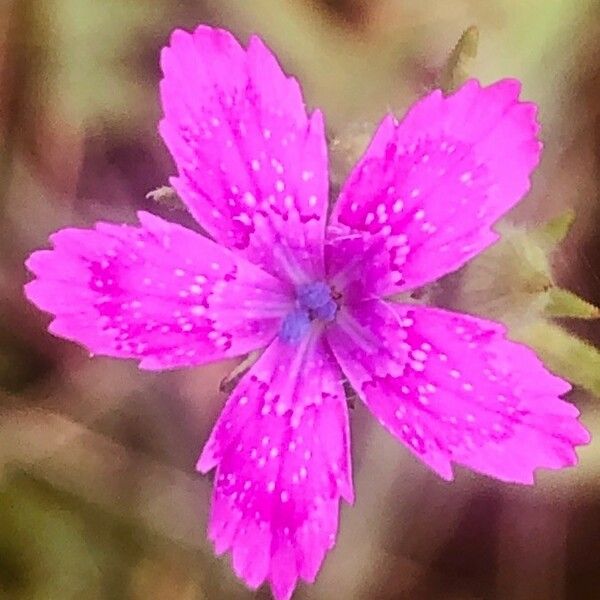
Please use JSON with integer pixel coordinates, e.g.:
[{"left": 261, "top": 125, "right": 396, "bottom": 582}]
[{"left": 25, "top": 25, "right": 590, "bottom": 600}]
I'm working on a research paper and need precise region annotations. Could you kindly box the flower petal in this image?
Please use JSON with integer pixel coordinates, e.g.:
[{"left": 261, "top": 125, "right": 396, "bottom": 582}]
[
  {"left": 327, "top": 300, "right": 589, "bottom": 483},
  {"left": 198, "top": 334, "right": 352, "bottom": 599},
  {"left": 160, "top": 25, "right": 329, "bottom": 285},
  {"left": 329, "top": 79, "right": 541, "bottom": 296},
  {"left": 25, "top": 212, "right": 290, "bottom": 370}
]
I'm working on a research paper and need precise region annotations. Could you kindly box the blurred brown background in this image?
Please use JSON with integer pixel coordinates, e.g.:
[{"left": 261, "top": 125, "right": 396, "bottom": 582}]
[{"left": 2, "top": 1, "right": 600, "bottom": 598}]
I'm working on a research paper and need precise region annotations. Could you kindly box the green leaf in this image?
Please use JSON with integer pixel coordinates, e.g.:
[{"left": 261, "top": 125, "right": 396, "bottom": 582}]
[
  {"left": 544, "top": 287, "right": 600, "bottom": 319},
  {"left": 534, "top": 209, "right": 575, "bottom": 249},
  {"left": 0, "top": 477, "right": 105, "bottom": 599},
  {"left": 512, "top": 320, "right": 600, "bottom": 398},
  {"left": 446, "top": 222, "right": 553, "bottom": 327},
  {"left": 439, "top": 25, "right": 479, "bottom": 94}
]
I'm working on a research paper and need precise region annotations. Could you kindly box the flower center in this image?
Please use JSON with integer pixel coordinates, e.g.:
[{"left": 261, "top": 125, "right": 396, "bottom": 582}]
[{"left": 279, "top": 281, "right": 338, "bottom": 343}]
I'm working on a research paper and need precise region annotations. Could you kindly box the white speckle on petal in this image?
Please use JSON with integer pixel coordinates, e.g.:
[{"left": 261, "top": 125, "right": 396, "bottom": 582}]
[
  {"left": 392, "top": 199, "right": 404, "bottom": 213},
  {"left": 243, "top": 192, "right": 256, "bottom": 207}
]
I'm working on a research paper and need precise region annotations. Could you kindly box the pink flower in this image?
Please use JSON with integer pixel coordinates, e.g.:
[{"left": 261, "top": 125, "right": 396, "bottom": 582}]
[{"left": 25, "top": 25, "right": 589, "bottom": 600}]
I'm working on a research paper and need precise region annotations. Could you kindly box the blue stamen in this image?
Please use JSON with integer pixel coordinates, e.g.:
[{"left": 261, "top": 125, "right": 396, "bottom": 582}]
[
  {"left": 313, "top": 298, "right": 337, "bottom": 322},
  {"left": 279, "top": 282, "right": 338, "bottom": 343},
  {"left": 279, "top": 309, "right": 311, "bottom": 344},
  {"left": 297, "top": 281, "right": 333, "bottom": 310}
]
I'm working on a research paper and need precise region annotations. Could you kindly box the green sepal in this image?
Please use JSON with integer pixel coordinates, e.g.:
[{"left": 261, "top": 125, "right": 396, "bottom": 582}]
[
  {"left": 511, "top": 320, "right": 600, "bottom": 398},
  {"left": 544, "top": 287, "right": 600, "bottom": 319},
  {"left": 534, "top": 209, "right": 575, "bottom": 249},
  {"left": 439, "top": 26, "right": 479, "bottom": 94}
]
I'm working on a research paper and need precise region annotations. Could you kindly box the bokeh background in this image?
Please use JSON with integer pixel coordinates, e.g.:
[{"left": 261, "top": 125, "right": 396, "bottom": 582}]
[{"left": 2, "top": 1, "right": 600, "bottom": 598}]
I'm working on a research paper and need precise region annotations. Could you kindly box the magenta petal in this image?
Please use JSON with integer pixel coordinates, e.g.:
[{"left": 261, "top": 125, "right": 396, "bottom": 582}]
[
  {"left": 328, "top": 79, "right": 541, "bottom": 296},
  {"left": 328, "top": 300, "right": 590, "bottom": 484},
  {"left": 159, "top": 26, "right": 329, "bottom": 284},
  {"left": 198, "top": 335, "right": 352, "bottom": 598},
  {"left": 25, "top": 211, "right": 291, "bottom": 370}
]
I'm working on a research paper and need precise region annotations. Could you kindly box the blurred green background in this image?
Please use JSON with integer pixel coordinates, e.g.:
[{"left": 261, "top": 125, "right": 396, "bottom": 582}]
[{"left": 2, "top": 1, "right": 600, "bottom": 598}]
